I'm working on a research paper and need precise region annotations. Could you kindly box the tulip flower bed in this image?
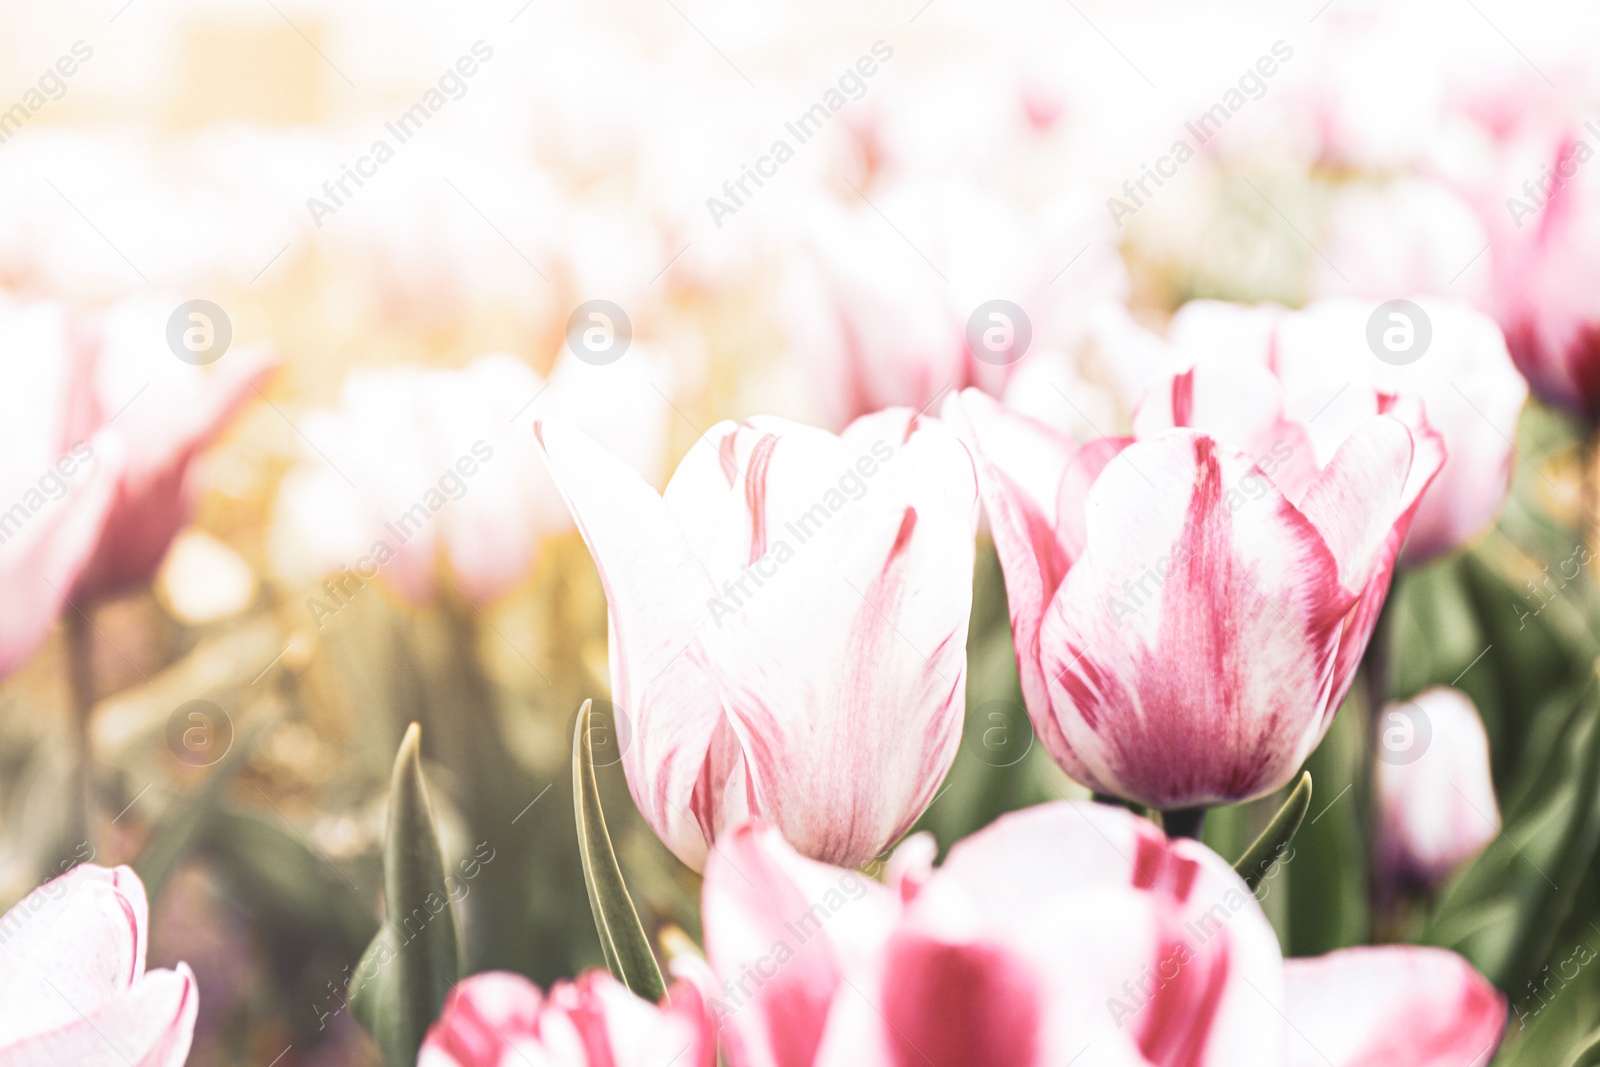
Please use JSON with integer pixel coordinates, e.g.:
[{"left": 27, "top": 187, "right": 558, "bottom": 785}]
[{"left": 4, "top": 3, "right": 1600, "bottom": 1066}]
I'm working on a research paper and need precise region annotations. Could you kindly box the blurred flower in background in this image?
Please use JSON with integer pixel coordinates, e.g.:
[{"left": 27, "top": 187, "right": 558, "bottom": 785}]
[
  {"left": 1165, "top": 296, "right": 1527, "bottom": 562},
  {"left": 271, "top": 349, "right": 670, "bottom": 608},
  {"left": 1375, "top": 687, "right": 1501, "bottom": 894}
]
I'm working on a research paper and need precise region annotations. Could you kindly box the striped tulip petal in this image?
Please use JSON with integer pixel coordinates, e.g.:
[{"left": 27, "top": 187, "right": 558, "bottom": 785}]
[
  {"left": 0, "top": 866, "right": 196, "bottom": 1067},
  {"left": 538, "top": 411, "right": 977, "bottom": 870}
]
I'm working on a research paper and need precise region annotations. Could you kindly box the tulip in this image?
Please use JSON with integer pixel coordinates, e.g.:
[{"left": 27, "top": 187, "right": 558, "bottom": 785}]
[
  {"left": 1309, "top": 178, "right": 1492, "bottom": 304},
  {"left": 780, "top": 178, "right": 1124, "bottom": 428},
  {"left": 999, "top": 303, "right": 1186, "bottom": 443},
  {"left": 0, "top": 304, "right": 120, "bottom": 678},
  {"left": 1374, "top": 687, "right": 1500, "bottom": 891},
  {"left": 0, "top": 296, "right": 271, "bottom": 679},
  {"left": 1167, "top": 296, "right": 1524, "bottom": 563},
  {"left": 69, "top": 298, "right": 278, "bottom": 601},
  {"left": 1453, "top": 123, "right": 1600, "bottom": 420},
  {"left": 419, "top": 969, "right": 715, "bottom": 1067},
  {"left": 0, "top": 864, "right": 197, "bottom": 1066},
  {"left": 534, "top": 409, "right": 977, "bottom": 870},
  {"left": 272, "top": 349, "right": 669, "bottom": 609},
  {"left": 945, "top": 375, "right": 1442, "bottom": 811},
  {"left": 701, "top": 803, "right": 1506, "bottom": 1067}
]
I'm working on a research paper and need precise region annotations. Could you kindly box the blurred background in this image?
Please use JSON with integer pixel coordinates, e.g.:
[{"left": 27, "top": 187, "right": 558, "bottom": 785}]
[{"left": 2, "top": 0, "right": 1599, "bottom": 1063}]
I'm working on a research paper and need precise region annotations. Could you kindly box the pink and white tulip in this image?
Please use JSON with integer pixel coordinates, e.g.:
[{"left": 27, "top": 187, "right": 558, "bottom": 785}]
[
  {"left": 1457, "top": 123, "right": 1600, "bottom": 420},
  {"left": 535, "top": 410, "right": 977, "bottom": 870},
  {"left": 0, "top": 864, "right": 197, "bottom": 1066},
  {"left": 1309, "top": 178, "right": 1492, "bottom": 305},
  {"left": 419, "top": 969, "right": 715, "bottom": 1067},
  {"left": 0, "top": 296, "right": 272, "bottom": 679},
  {"left": 945, "top": 372, "right": 1442, "bottom": 810},
  {"left": 69, "top": 297, "right": 277, "bottom": 601},
  {"left": 1167, "top": 297, "right": 1525, "bottom": 563},
  {"left": 272, "top": 350, "right": 669, "bottom": 608},
  {"left": 780, "top": 179, "right": 1123, "bottom": 428},
  {"left": 701, "top": 803, "right": 1506, "bottom": 1067},
  {"left": 0, "top": 300, "right": 120, "bottom": 679},
  {"left": 1375, "top": 687, "right": 1501, "bottom": 891}
]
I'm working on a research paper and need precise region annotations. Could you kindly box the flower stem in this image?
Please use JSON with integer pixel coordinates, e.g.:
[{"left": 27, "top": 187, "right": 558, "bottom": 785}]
[
  {"left": 1161, "top": 807, "right": 1206, "bottom": 841},
  {"left": 1584, "top": 425, "right": 1600, "bottom": 586},
  {"left": 65, "top": 609, "right": 96, "bottom": 853}
]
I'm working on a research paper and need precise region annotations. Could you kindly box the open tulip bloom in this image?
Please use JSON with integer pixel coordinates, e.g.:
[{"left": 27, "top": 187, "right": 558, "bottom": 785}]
[
  {"left": 701, "top": 803, "right": 1506, "bottom": 1067},
  {"left": 420, "top": 969, "right": 715, "bottom": 1067},
  {"left": 535, "top": 409, "right": 978, "bottom": 871},
  {"left": 1164, "top": 298, "right": 1526, "bottom": 565},
  {"left": 0, "top": 864, "right": 196, "bottom": 1066},
  {"left": 945, "top": 367, "right": 1444, "bottom": 812}
]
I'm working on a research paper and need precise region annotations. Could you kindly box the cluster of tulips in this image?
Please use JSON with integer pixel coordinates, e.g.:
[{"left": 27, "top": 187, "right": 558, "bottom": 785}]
[
  {"left": 14, "top": 2, "right": 1600, "bottom": 1060},
  {"left": 2, "top": 287, "right": 1557, "bottom": 1065}
]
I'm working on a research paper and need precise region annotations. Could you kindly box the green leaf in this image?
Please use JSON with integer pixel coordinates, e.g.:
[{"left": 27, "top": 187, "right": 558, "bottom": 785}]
[
  {"left": 1426, "top": 675, "right": 1600, "bottom": 991},
  {"left": 573, "top": 699, "right": 666, "bottom": 1001},
  {"left": 135, "top": 717, "right": 270, "bottom": 904},
  {"left": 1286, "top": 696, "right": 1369, "bottom": 955},
  {"left": 1233, "top": 772, "right": 1311, "bottom": 891},
  {"left": 1563, "top": 1027, "right": 1600, "bottom": 1067},
  {"left": 349, "top": 723, "right": 462, "bottom": 1066}
]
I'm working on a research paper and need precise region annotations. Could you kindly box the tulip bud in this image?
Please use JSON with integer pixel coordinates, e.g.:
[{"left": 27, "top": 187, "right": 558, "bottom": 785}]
[
  {"left": 536, "top": 409, "right": 977, "bottom": 871},
  {"left": 946, "top": 371, "right": 1442, "bottom": 811},
  {"left": 1375, "top": 687, "right": 1500, "bottom": 891}
]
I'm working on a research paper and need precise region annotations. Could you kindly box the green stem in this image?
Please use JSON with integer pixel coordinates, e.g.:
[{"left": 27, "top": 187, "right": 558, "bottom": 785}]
[
  {"left": 65, "top": 609, "right": 96, "bottom": 854},
  {"left": 1584, "top": 425, "right": 1600, "bottom": 596},
  {"left": 1161, "top": 807, "right": 1206, "bottom": 841}
]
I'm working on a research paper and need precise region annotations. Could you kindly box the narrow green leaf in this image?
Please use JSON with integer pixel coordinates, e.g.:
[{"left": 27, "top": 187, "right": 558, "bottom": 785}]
[
  {"left": 136, "top": 717, "right": 268, "bottom": 904},
  {"left": 1234, "top": 772, "right": 1312, "bottom": 891},
  {"left": 1563, "top": 1027, "right": 1600, "bottom": 1067},
  {"left": 1426, "top": 674, "right": 1600, "bottom": 990},
  {"left": 573, "top": 699, "right": 666, "bottom": 1001},
  {"left": 349, "top": 723, "right": 462, "bottom": 1067}
]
